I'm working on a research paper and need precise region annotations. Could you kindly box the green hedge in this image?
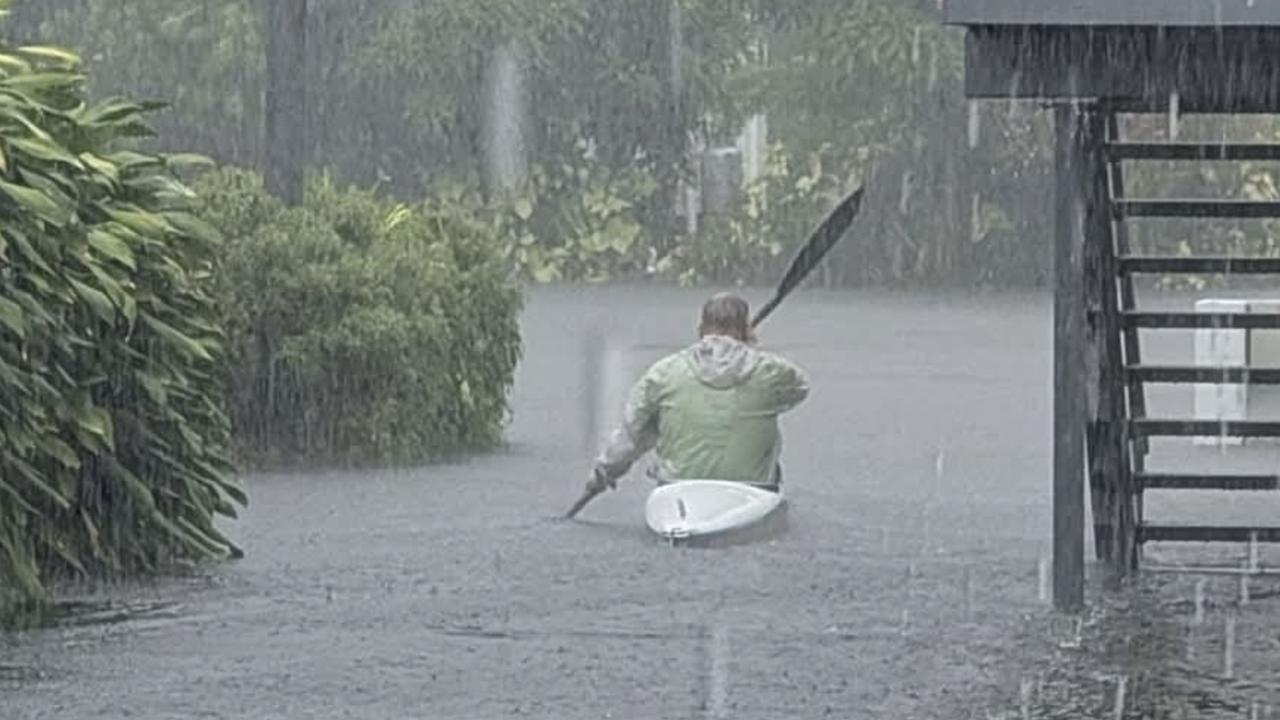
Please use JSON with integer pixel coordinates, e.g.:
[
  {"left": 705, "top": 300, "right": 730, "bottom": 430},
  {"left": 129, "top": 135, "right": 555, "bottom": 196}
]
[
  {"left": 0, "top": 36, "right": 243, "bottom": 625},
  {"left": 197, "top": 169, "right": 523, "bottom": 467}
]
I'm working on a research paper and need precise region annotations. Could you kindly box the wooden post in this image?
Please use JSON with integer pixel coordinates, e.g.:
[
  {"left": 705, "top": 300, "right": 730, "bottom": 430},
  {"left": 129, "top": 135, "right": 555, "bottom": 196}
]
[
  {"left": 1053, "top": 103, "right": 1088, "bottom": 612},
  {"left": 1086, "top": 109, "right": 1137, "bottom": 582},
  {"left": 1104, "top": 112, "right": 1145, "bottom": 571},
  {"left": 1084, "top": 165, "right": 1110, "bottom": 563}
]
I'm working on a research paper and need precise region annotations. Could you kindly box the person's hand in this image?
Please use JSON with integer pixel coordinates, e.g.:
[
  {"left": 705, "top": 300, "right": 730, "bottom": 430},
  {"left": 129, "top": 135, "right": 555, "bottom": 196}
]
[{"left": 587, "top": 467, "right": 616, "bottom": 494}]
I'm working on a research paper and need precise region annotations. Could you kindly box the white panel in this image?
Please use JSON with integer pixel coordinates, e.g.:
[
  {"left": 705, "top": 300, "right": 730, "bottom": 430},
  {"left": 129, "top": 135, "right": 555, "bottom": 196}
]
[
  {"left": 1248, "top": 300, "right": 1280, "bottom": 423},
  {"left": 1193, "top": 299, "right": 1247, "bottom": 445}
]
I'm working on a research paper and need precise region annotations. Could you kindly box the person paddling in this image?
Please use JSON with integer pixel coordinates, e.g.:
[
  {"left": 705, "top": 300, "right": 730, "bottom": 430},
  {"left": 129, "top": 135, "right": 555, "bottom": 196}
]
[{"left": 583, "top": 292, "right": 810, "bottom": 499}]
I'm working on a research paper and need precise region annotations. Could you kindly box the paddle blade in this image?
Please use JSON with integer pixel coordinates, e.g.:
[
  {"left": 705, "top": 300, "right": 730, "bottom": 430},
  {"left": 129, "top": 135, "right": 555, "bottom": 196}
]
[
  {"left": 751, "top": 185, "right": 864, "bottom": 328},
  {"left": 777, "top": 185, "right": 864, "bottom": 298},
  {"left": 563, "top": 485, "right": 602, "bottom": 520}
]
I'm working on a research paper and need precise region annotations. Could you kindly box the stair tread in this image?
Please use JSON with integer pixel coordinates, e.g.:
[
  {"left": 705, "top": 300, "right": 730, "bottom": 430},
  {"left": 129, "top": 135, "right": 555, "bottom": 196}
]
[
  {"left": 1127, "top": 365, "right": 1280, "bottom": 383},
  {"left": 1120, "top": 256, "right": 1280, "bottom": 274},
  {"left": 1115, "top": 199, "right": 1280, "bottom": 218},
  {"left": 1140, "top": 524, "right": 1280, "bottom": 543},
  {"left": 1108, "top": 142, "right": 1280, "bottom": 161},
  {"left": 1137, "top": 473, "right": 1280, "bottom": 490},
  {"left": 1123, "top": 311, "right": 1280, "bottom": 329},
  {"left": 1129, "top": 419, "right": 1280, "bottom": 437}
]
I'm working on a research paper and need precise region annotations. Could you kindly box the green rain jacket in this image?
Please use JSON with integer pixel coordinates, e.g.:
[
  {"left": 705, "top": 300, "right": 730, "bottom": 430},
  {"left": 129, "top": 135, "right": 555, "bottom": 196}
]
[{"left": 593, "top": 334, "right": 809, "bottom": 486}]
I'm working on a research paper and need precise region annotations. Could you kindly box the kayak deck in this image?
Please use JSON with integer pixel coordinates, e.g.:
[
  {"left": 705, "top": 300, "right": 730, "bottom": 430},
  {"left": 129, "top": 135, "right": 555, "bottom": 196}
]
[{"left": 644, "top": 479, "right": 788, "bottom": 547}]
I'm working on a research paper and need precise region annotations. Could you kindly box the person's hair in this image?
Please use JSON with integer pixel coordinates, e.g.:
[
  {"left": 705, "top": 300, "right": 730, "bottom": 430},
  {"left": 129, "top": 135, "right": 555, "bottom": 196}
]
[{"left": 699, "top": 293, "right": 750, "bottom": 339}]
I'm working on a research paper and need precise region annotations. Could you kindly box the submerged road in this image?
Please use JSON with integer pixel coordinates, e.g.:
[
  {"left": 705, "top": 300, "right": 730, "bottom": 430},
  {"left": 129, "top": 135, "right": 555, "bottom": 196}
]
[{"left": 3, "top": 285, "right": 1278, "bottom": 718}]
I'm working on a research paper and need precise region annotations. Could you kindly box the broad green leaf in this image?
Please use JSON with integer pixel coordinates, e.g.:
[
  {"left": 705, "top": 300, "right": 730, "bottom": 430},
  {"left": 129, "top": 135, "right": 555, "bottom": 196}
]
[
  {"left": 87, "top": 229, "right": 136, "bottom": 269},
  {"left": 164, "top": 153, "right": 214, "bottom": 169},
  {"left": 0, "top": 178, "right": 70, "bottom": 225},
  {"left": 0, "top": 52, "right": 32, "bottom": 75},
  {"left": 11, "top": 288, "right": 54, "bottom": 325},
  {"left": 141, "top": 313, "right": 213, "bottom": 362},
  {"left": 85, "top": 261, "right": 130, "bottom": 307},
  {"left": 179, "top": 516, "right": 240, "bottom": 557},
  {"left": 1, "top": 71, "right": 85, "bottom": 91},
  {"left": 68, "top": 276, "right": 116, "bottom": 322},
  {"left": 73, "top": 403, "right": 114, "bottom": 449},
  {"left": 0, "top": 295, "right": 25, "bottom": 338},
  {"left": 36, "top": 435, "right": 79, "bottom": 470},
  {"left": 0, "top": 106, "right": 53, "bottom": 141},
  {"left": 9, "top": 136, "right": 83, "bottom": 168},
  {"left": 123, "top": 173, "right": 192, "bottom": 199},
  {"left": 79, "top": 101, "right": 138, "bottom": 125},
  {"left": 108, "top": 207, "right": 174, "bottom": 236},
  {"left": 103, "top": 151, "right": 163, "bottom": 170},
  {"left": 107, "top": 458, "right": 156, "bottom": 512},
  {"left": 6, "top": 230, "right": 53, "bottom": 275},
  {"left": 110, "top": 119, "right": 155, "bottom": 140},
  {"left": 136, "top": 370, "right": 168, "bottom": 405},
  {"left": 79, "top": 153, "right": 119, "bottom": 182},
  {"left": 16, "top": 46, "right": 81, "bottom": 67},
  {"left": 0, "top": 355, "right": 29, "bottom": 394},
  {"left": 80, "top": 509, "right": 104, "bottom": 561},
  {"left": 148, "top": 510, "right": 221, "bottom": 556},
  {"left": 121, "top": 292, "right": 137, "bottom": 326},
  {"left": 22, "top": 169, "right": 76, "bottom": 209},
  {"left": 161, "top": 211, "right": 219, "bottom": 244}
]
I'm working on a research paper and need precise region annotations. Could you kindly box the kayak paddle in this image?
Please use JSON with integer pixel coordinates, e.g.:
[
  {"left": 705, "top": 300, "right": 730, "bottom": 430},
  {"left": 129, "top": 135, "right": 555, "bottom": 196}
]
[{"left": 751, "top": 184, "right": 864, "bottom": 329}]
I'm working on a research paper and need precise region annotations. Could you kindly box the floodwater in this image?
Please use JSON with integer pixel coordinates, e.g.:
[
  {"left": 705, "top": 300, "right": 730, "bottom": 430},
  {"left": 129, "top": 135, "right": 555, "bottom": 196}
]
[{"left": 3, "top": 285, "right": 1279, "bottom": 719}]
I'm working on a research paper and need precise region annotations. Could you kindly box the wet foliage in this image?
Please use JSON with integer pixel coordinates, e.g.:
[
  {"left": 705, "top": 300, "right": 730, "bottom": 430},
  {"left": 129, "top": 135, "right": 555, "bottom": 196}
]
[
  {"left": 1, "top": 0, "right": 1058, "bottom": 289},
  {"left": 197, "top": 168, "right": 523, "bottom": 467},
  {"left": 9, "top": 2, "right": 1280, "bottom": 292},
  {"left": 0, "top": 8, "right": 243, "bottom": 626}
]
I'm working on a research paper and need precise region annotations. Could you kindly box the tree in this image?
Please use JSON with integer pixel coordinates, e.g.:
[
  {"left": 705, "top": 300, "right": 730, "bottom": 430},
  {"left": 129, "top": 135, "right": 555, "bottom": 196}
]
[{"left": 263, "top": 0, "right": 307, "bottom": 204}]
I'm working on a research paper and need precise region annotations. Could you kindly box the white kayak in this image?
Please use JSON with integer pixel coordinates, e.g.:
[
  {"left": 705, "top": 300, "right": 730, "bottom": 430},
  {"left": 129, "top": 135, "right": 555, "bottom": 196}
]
[{"left": 644, "top": 480, "right": 787, "bottom": 545}]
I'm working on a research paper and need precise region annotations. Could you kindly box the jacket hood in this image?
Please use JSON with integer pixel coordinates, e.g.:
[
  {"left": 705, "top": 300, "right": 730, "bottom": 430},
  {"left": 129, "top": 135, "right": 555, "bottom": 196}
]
[{"left": 683, "top": 334, "right": 759, "bottom": 389}]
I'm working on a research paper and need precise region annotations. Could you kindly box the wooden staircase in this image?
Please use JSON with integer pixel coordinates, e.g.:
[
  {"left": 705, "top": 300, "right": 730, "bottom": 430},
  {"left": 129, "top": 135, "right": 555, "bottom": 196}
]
[{"left": 1089, "top": 114, "right": 1280, "bottom": 576}]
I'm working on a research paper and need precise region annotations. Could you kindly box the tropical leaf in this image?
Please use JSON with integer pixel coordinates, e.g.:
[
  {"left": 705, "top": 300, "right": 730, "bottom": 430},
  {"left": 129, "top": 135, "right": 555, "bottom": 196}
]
[
  {"left": 8, "top": 136, "right": 84, "bottom": 168},
  {"left": 0, "top": 177, "right": 69, "bottom": 225},
  {"left": 5, "top": 229, "right": 53, "bottom": 274},
  {"left": 0, "top": 52, "right": 32, "bottom": 75},
  {"left": 68, "top": 276, "right": 116, "bottom": 322},
  {"left": 73, "top": 403, "right": 114, "bottom": 450},
  {"left": 161, "top": 211, "right": 219, "bottom": 245},
  {"left": 108, "top": 207, "right": 175, "bottom": 236},
  {"left": 87, "top": 229, "right": 136, "bottom": 269},
  {"left": 0, "top": 295, "right": 25, "bottom": 338},
  {"left": 141, "top": 312, "right": 213, "bottom": 361},
  {"left": 36, "top": 435, "right": 78, "bottom": 470},
  {"left": 0, "top": 71, "right": 86, "bottom": 91},
  {"left": 164, "top": 153, "right": 214, "bottom": 169},
  {"left": 16, "top": 46, "right": 81, "bottom": 68}
]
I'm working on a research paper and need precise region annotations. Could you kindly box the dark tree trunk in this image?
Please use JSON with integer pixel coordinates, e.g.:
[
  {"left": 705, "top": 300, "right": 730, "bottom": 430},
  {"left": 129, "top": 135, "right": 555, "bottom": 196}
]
[{"left": 264, "top": 0, "right": 308, "bottom": 205}]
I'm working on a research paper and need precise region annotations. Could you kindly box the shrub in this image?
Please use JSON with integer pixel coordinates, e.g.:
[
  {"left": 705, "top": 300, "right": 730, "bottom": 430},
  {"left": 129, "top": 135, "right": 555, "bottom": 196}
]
[
  {"left": 0, "top": 34, "right": 243, "bottom": 625},
  {"left": 197, "top": 169, "right": 523, "bottom": 467}
]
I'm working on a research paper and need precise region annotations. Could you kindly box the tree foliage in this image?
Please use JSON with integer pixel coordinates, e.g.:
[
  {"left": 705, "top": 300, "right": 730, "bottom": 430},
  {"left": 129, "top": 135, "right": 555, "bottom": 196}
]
[
  {"left": 198, "top": 169, "right": 523, "bottom": 466},
  {"left": 11, "top": 0, "right": 1280, "bottom": 294},
  {"left": 0, "top": 9, "right": 243, "bottom": 625}
]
